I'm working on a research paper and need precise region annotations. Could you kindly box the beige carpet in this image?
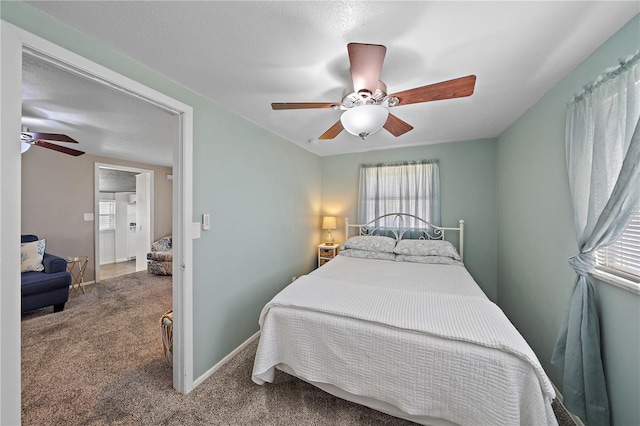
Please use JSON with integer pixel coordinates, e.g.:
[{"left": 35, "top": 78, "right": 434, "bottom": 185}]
[{"left": 22, "top": 271, "right": 575, "bottom": 425}]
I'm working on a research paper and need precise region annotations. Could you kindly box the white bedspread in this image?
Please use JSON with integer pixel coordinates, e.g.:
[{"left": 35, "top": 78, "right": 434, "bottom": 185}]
[
  {"left": 252, "top": 257, "right": 557, "bottom": 426},
  {"left": 312, "top": 256, "right": 488, "bottom": 297}
]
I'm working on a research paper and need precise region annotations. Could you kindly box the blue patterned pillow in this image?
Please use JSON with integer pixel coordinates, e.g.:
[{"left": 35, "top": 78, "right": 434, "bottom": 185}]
[{"left": 21, "top": 239, "right": 46, "bottom": 272}]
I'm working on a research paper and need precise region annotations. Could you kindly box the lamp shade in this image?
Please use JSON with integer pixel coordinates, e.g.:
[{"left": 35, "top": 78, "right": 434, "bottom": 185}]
[
  {"left": 340, "top": 104, "right": 389, "bottom": 139},
  {"left": 322, "top": 216, "right": 337, "bottom": 230}
]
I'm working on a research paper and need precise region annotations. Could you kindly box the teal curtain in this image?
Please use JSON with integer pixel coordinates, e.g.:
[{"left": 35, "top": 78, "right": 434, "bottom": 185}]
[
  {"left": 552, "top": 52, "right": 640, "bottom": 426},
  {"left": 358, "top": 160, "right": 440, "bottom": 232}
]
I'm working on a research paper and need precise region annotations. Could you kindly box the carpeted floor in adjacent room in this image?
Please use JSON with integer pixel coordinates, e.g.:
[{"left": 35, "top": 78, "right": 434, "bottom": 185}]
[{"left": 21, "top": 271, "right": 576, "bottom": 425}]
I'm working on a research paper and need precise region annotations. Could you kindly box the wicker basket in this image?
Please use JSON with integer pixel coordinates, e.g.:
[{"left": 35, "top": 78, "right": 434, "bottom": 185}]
[{"left": 160, "top": 309, "right": 173, "bottom": 367}]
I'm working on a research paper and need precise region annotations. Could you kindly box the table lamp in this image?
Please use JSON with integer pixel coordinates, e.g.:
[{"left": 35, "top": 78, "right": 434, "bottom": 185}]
[{"left": 322, "top": 216, "right": 337, "bottom": 245}]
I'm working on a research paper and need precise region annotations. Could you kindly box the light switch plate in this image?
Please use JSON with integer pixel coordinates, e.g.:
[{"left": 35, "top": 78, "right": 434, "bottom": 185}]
[
  {"left": 192, "top": 222, "right": 201, "bottom": 239},
  {"left": 83, "top": 213, "right": 94, "bottom": 221}
]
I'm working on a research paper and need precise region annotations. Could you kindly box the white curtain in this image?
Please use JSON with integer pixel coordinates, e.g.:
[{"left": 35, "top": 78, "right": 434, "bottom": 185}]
[
  {"left": 358, "top": 160, "right": 440, "bottom": 231},
  {"left": 552, "top": 51, "right": 640, "bottom": 426}
]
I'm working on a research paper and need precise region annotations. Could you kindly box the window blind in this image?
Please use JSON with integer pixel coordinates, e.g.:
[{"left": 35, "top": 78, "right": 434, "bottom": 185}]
[
  {"left": 596, "top": 211, "right": 640, "bottom": 279},
  {"left": 99, "top": 200, "right": 116, "bottom": 231}
]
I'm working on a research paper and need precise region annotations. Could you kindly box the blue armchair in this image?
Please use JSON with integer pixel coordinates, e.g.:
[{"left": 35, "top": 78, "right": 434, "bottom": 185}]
[{"left": 21, "top": 235, "right": 71, "bottom": 314}]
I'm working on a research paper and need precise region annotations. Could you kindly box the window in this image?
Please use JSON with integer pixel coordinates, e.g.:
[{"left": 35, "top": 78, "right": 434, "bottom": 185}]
[
  {"left": 596, "top": 209, "right": 640, "bottom": 281},
  {"left": 358, "top": 160, "right": 440, "bottom": 229},
  {"left": 568, "top": 52, "right": 640, "bottom": 288},
  {"left": 99, "top": 200, "right": 116, "bottom": 231}
]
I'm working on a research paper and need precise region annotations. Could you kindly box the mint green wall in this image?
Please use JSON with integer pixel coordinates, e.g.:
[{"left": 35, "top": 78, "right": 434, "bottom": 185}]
[
  {"left": 497, "top": 14, "right": 640, "bottom": 426},
  {"left": 321, "top": 139, "right": 498, "bottom": 301},
  {"left": 2, "top": 2, "right": 321, "bottom": 379}
]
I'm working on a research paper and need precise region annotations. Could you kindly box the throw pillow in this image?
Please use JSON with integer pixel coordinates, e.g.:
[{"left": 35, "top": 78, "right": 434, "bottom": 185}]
[{"left": 21, "top": 239, "right": 46, "bottom": 272}]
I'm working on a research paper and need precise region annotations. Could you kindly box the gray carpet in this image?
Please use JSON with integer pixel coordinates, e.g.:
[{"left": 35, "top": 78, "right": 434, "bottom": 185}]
[{"left": 22, "top": 271, "right": 576, "bottom": 425}]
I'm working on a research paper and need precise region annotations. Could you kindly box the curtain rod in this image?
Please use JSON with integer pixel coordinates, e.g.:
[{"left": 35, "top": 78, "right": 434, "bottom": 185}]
[{"left": 361, "top": 159, "right": 439, "bottom": 168}]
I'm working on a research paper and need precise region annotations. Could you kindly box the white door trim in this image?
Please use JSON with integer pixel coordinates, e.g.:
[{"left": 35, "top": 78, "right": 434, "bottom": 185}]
[
  {"left": 0, "top": 21, "right": 194, "bottom": 404},
  {"left": 0, "top": 21, "right": 26, "bottom": 426},
  {"left": 94, "top": 163, "right": 156, "bottom": 281}
]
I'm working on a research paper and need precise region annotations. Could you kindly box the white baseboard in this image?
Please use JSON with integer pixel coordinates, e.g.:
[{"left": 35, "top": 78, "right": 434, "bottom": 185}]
[
  {"left": 552, "top": 383, "right": 585, "bottom": 426},
  {"left": 192, "top": 331, "right": 260, "bottom": 388}
]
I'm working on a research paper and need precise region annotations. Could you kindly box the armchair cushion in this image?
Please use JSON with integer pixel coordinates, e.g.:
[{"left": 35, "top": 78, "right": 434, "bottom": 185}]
[{"left": 22, "top": 271, "right": 71, "bottom": 296}]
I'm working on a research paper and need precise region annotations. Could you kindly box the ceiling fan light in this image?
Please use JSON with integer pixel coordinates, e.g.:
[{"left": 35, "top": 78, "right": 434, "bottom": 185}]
[
  {"left": 340, "top": 105, "right": 389, "bottom": 140},
  {"left": 20, "top": 141, "right": 31, "bottom": 154}
]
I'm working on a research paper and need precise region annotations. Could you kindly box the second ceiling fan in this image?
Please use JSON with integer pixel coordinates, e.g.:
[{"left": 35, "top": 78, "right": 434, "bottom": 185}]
[
  {"left": 20, "top": 128, "right": 85, "bottom": 156},
  {"left": 272, "top": 43, "right": 476, "bottom": 140}
]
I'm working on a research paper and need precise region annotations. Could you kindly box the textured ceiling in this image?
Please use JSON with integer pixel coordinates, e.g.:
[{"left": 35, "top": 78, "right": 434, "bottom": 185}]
[
  {"left": 23, "top": 1, "right": 640, "bottom": 160},
  {"left": 22, "top": 54, "right": 178, "bottom": 167},
  {"left": 98, "top": 169, "right": 138, "bottom": 193}
]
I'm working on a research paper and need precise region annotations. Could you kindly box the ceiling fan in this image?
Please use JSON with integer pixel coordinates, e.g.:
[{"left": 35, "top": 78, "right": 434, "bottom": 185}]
[
  {"left": 272, "top": 43, "right": 476, "bottom": 140},
  {"left": 20, "top": 127, "right": 85, "bottom": 156}
]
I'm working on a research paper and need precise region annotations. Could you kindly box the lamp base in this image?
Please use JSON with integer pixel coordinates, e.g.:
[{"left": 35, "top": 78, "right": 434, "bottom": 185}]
[{"left": 325, "top": 229, "right": 335, "bottom": 246}]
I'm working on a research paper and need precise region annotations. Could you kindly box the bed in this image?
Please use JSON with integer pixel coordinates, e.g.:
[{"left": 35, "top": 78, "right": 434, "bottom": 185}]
[{"left": 252, "top": 213, "right": 557, "bottom": 425}]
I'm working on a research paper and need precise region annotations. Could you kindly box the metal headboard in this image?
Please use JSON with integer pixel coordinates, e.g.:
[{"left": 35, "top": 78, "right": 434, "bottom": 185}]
[{"left": 345, "top": 213, "right": 465, "bottom": 262}]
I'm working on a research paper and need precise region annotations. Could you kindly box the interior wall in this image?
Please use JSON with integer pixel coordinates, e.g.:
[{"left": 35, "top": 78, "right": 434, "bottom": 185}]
[
  {"left": 3, "top": 1, "right": 322, "bottom": 381},
  {"left": 321, "top": 138, "right": 498, "bottom": 301},
  {"left": 190, "top": 106, "right": 321, "bottom": 376},
  {"left": 497, "top": 14, "right": 640, "bottom": 426},
  {"left": 21, "top": 147, "right": 173, "bottom": 281}
]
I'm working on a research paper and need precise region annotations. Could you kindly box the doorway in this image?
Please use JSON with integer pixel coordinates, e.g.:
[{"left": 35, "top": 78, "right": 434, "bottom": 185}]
[
  {"left": 1, "top": 22, "right": 194, "bottom": 423},
  {"left": 95, "top": 164, "right": 155, "bottom": 282}
]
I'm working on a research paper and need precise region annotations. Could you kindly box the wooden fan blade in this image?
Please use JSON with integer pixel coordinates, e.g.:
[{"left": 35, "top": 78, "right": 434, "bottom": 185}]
[
  {"left": 271, "top": 102, "right": 338, "bottom": 110},
  {"left": 34, "top": 140, "right": 85, "bottom": 156},
  {"left": 384, "top": 114, "right": 414, "bottom": 137},
  {"left": 347, "top": 43, "right": 386, "bottom": 95},
  {"left": 26, "top": 132, "right": 78, "bottom": 143},
  {"left": 390, "top": 75, "right": 476, "bottom": 106},
  {"left": 318, "top": 120, "right": 344, "bottom": 140}
]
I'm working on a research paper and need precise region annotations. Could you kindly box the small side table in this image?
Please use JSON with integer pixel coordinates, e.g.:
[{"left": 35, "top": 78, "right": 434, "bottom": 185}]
[
  {"left": 66, "top": 256, "right": 89, "bottom": 293},
  {"left": 318, "top": 244, "right": 339, "bottom": 267}
]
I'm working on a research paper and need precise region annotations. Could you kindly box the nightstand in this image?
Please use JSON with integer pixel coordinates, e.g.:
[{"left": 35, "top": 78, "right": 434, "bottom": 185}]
[{"left": 318, "top": 244, "right": 339, "bottom": 267}]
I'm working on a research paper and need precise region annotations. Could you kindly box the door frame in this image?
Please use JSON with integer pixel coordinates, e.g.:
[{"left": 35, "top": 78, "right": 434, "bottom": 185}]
[
  {"left": 0, "top": 22, "right": 195, "bottom": 423},
  {"left": 95, "top": 163, "right": 155, "bottom": 281}
]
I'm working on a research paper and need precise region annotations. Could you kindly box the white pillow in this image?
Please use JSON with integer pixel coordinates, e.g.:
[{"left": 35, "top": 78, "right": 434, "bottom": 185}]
[
  {"left": 339, "top": 249, "right": 396, "bottom": 261},
  {"left": 21, "top": 239, "right": 46, "bottom": 272},
  {"left": 396, "top": 254, "right": 462, "bottom": 266},
  {"left": 340, "top": 235, "right": 397, "bottom": 253},
  {"left": 393, "top": 239, "right": 461, "bottom": 260}
]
